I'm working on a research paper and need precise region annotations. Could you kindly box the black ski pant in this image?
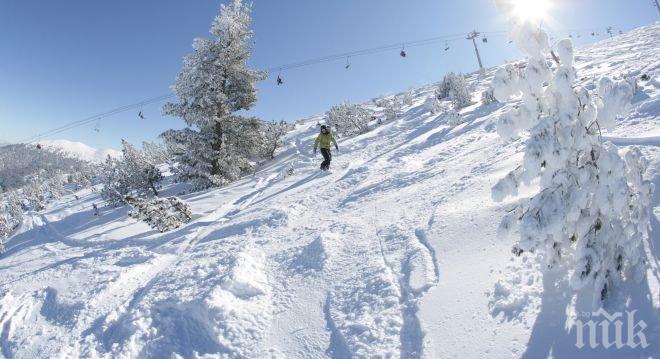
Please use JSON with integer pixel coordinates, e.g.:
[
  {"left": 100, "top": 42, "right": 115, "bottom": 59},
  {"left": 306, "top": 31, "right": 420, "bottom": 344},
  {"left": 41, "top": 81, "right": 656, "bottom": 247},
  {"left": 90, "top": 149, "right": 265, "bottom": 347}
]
[{"left": 320, "top": 148, "right": 332, "bottom": 170}]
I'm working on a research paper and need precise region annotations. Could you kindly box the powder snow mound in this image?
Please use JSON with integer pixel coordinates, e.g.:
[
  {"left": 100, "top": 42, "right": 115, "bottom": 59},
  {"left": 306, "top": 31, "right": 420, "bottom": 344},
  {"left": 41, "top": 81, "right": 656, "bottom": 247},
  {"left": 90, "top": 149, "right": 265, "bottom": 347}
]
[
  {"left": 221, "top": 249, "right": 269, "bottom": 298},
  {"left": 1, "top": 23, "right": 659, "bottom": 358},
  {"left": 41, "top": 139, "right": 121, "bottom": 163}
]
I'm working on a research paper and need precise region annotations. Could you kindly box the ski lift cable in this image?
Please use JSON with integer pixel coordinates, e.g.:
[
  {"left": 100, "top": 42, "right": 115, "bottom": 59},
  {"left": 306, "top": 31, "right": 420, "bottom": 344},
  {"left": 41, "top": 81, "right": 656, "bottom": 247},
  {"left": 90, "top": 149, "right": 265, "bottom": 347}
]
[
  {"left": 24, "top": 94, "right": 171, "bottom": 142},
  {"left": 265, "top": 31, "right": 492, "bottom": 73},
  {"left": 268, "top": 34, "right": 469, "bottom": 73},
  {"left": 19, "top": 94, "right": 173, "bottom": 144}
]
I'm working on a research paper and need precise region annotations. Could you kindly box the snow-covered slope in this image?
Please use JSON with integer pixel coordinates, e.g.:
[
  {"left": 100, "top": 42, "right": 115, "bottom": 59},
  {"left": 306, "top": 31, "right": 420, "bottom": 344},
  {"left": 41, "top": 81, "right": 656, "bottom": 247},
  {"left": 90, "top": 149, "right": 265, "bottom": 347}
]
[
  {"left": 1, "top": 24, "right": 658, "bottom": 358},
  {"left": 41, "top": 139, "right": 121, "bottom": 163}
]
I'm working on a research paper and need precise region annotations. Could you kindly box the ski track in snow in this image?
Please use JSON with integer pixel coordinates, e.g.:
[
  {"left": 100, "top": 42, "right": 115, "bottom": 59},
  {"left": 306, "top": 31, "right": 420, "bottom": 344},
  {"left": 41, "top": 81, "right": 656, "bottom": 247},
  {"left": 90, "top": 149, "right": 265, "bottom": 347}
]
[{"left": 1, "top": 23, "right": 659, "bottom": 358}]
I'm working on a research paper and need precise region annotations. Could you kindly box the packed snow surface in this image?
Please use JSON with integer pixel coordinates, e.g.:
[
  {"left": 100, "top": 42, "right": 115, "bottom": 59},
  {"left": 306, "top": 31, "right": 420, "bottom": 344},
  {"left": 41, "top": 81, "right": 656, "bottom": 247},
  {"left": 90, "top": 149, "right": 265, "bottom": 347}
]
[
  {"left": 1, "top": 23, "right": 659, "bottom": 358},
  {"left": 41, "top": 139, "right": 121, "bottom": 163}
]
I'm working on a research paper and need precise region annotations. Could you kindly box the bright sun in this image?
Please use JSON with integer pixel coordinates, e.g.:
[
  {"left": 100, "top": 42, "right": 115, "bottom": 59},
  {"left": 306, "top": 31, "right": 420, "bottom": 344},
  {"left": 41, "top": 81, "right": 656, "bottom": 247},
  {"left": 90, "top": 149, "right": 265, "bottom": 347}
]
[{"left": 510, "top": 0, "right": 552, "bottom": 22}]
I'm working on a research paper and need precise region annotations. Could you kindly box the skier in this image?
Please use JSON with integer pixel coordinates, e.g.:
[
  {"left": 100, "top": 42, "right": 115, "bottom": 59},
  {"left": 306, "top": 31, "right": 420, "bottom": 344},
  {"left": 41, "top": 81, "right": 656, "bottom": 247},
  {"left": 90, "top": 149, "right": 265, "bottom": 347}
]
[{"left": 313, "top": 125, "right": 339, "bottom": 171}]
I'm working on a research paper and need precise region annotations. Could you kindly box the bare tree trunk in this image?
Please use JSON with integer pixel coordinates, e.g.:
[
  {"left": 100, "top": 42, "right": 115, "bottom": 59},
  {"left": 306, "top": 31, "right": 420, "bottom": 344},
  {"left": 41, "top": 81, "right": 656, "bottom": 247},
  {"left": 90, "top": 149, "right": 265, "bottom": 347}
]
[{"left": 149, "top": 179, "right": 159, "bottom": 197}]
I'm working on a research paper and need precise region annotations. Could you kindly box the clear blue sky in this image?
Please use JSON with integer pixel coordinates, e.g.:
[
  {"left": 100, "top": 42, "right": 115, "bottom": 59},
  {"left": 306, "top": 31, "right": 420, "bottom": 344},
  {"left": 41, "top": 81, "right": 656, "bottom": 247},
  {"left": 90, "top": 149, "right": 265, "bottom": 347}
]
[{"left": 0, "top": 0, "right": 656, "bottom": 149}]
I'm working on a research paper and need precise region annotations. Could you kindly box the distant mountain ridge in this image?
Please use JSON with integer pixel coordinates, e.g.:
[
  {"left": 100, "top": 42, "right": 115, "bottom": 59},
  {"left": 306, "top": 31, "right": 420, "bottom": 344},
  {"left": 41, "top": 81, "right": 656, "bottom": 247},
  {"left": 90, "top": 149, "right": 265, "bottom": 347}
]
[{"left": 41, "top": 139, "right": 121, "bottom": 163}]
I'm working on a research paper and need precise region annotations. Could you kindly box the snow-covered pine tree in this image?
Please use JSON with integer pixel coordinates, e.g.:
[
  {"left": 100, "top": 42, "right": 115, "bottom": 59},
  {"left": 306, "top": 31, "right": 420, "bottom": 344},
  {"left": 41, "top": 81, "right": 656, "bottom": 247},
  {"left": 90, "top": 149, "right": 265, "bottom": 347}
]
[
  {"left": 121, "top": 140, "right": 162, "bottom": 197},
  {"left": 141, "top": 141, "right": 169, "bottom": 165},
  {"left": 325, "top": 103, "right": 371, "bottom": 136},
  {"left": 0, "top": 215, "right": 9, "bottom": 254},
  {"left": 43, "top": 176, "right": 66, "bottom": 201},
  {"left": 261, "top": 120, "right": 290, "bottom": 159},
  {"left": 438, "top": 72, "right": 472, "bottom": 109},
  {"left": 217, "top": 115, "right": 263, "bottom": 180},
  {"left": 161, "top": 128, "right": 215, "bottom": 190},
  {"left": 4, "top": 192, "right": 23, "bottom": 221},
  {"left": 490, "top": 3, "right": 652, "bottom": 306},
  {"left": 22, "top": 179, "right": 47, "bottom": 211},
  {"left": 100, "top": 155, "right": 131, "bottom": 207},
  {"left": 126, "top": 196, "right": 192, "bottom": 232},
  {"left": 162, "top": 0, "right": 266, "bottom": 189}
]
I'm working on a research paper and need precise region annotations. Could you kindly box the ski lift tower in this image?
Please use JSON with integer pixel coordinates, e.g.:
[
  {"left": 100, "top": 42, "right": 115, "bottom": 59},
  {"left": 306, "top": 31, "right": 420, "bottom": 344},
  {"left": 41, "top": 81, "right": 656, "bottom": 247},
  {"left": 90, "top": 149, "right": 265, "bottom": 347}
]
[{"left": 466, "top": 30, "right": 485, "bottom": 73}]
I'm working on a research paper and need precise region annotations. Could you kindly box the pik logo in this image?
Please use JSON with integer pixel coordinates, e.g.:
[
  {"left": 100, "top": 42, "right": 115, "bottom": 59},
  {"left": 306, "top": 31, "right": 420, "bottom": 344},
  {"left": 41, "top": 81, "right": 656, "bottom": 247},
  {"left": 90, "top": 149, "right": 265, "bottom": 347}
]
[{"left": 575, "top": 309, "right": 649, "bottom": 349}]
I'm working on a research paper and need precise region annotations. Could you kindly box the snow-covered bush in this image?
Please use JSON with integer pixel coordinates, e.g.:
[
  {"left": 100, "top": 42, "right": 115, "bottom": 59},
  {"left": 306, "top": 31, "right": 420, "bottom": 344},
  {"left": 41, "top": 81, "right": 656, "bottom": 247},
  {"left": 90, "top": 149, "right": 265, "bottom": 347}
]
[
  {"left": 126, "top": 196, "right": 192, "bottom": 232},
  {"left": 438, "top": 72, "right": 473, "bottom": 109},
  {"left": 375, "top": 98, "right": 390, "bottom": 108},
  {"left": 0, "top": 193, "right": 22, "bottom": 254},
  {"left": 0, "top": 217, "right": 9, "bottom": 254},
  {"left": 383, "top": 100, "right": 403, "bottom": 122},
  {"left": 490, "top": 6, "right": 652, "bottom": 306},
  {"left": 424, "top": 96, "right": 443, "bottom": 115},
  {"left": 400, "top": 90, "right": 414, "bottom": 106},
  {"left": 626, "top": 77, "right": 639, "bottom": 95},
  {"left": 162, "top": 0, "right": 266, "bottom": 190},
  {"left": 481, "top": 86, "right": 497, "bottom": 105},
  {"left": 261, "top": 120, "right": 291, "bottom": 159},
  {"left": 445, "top": 110, "right": 464, "bottom": 127},
  {"left": 325, "top": 103, "right": 371, "bottom": 136},
  {"left": 22, "top": 180, "right": 47, "bottom": 211}
]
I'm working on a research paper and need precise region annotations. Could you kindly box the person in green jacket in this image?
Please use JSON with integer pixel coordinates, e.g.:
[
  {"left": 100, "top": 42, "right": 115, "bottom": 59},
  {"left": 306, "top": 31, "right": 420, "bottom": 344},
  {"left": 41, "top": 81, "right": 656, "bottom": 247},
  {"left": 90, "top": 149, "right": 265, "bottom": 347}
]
[{"left": 313, "top": 125, "right": 339, "bottom": 171}]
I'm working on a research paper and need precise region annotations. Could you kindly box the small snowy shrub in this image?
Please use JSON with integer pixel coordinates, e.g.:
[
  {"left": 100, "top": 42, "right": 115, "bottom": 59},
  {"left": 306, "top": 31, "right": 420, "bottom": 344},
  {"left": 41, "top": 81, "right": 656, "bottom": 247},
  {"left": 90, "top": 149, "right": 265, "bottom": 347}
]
[
  {"left": 490, "top": 5, "right": 652, "bottom": 306},
  {"left": 624, "top": 74, "right": 640, "bottom": 95},
  {"left": 481, "top": 86, "right": 497, "bottom": 105},
  {"left": 400, "top": 90, "right": 414, "bottom": 106},
  {"left": 438, "top": 72, "right": 473, "bottom": 109},
  {"left": 326, "top": 103, "right": 371, "bottom": 136},
  {"left": 375, "top": 98, "right": 389, "bottom": 108},
  {"left": 445, "top": 110, "right": 463, "bottom": 126},
  {"left": 127, "top": 196, "right": 192, "bottom": 232},
  {"left": 424, "top": 96, "right": 443, "bottom": 115},
  {"left": 384, "top": 100, "right": 403, "bottom": 122}
]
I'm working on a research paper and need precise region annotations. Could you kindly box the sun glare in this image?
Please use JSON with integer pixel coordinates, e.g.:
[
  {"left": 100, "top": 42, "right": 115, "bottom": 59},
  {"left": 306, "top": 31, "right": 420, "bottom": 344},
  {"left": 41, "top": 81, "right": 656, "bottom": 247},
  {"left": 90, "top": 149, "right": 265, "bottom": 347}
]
[{"left": 510, "top": 0, "right": 552, "bottom": 22}]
